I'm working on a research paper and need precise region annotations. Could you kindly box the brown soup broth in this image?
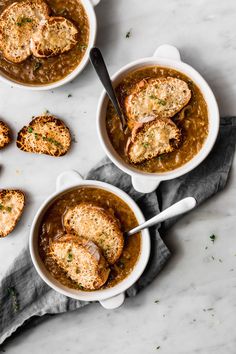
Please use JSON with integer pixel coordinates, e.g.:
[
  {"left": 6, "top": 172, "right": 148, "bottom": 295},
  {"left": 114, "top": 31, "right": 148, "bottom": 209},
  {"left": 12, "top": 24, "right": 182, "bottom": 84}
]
[
  {"left": 106, "top": 66, "right": 209, "bottom": 173},
  {"left": 0, "top": 0, "right": 89, "bottom": 84},
  {"left": 38, "top": 187, "right": 141, "bottom": 290}
]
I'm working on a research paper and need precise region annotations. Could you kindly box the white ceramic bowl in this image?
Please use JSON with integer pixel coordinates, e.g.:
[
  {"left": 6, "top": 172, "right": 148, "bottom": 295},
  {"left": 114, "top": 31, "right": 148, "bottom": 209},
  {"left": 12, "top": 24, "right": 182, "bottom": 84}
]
[
  {"left": 29, "top": 170, "right": 150, "bottom": 309},
  {"left": 0, "top": 0, "right": 100, "bottom": 90},
  {"left": 97, "top": 44, "right": 220, "bottom": 193}
]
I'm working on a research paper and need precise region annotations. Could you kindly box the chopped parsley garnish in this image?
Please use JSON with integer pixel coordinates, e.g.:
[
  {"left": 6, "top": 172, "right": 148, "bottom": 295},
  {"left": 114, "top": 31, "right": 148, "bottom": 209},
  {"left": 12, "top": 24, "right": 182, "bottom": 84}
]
[
  {"left": 67, "top": 252, "right": 73, "bottom": 262},
  {"left": 157, "top": 99, "right": 167, "bottom": 106},
  {"left": 0, "top": 204, "right": 12, "bottom": 212},
  {"left": 78, "top": 283, "right": 84, "bottom": 290},
  {"left": 28, "top": 127, "right": 33, "bottom": 133},
  {"left": 149, "top": 95, "right": 166, "bottom": 105},
  {"left": 34, "top": 132, "right": 39, "bottom": 140},
  {"left": 16, "top": 17, "right": 33, "bottom": 26},
  {"left": 210, "top": 234, "right": 216, "bottom": 243},
  {"left": 126, "top": 29, "right": 132, "bottom": 38},
  {"left": 78, "top": 44, "right": 87, "bottom": 51},
  {"left": 8, "top": 287, "right": 19, "bottom": 312},
  {"left": 41, "top": 135, "right": 63, "bottom": 148},
  {"left": 33, "top": 61, "right": 42, "bottom": 72},
  {"left": 143, "top": 142, "right": 149, "bottom": 148}
]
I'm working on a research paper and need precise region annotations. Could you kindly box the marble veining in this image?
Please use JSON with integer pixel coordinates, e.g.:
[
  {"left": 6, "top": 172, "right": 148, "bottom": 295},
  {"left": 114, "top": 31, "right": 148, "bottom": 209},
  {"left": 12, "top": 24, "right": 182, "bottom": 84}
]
[{"left": 0, "top": 0, "right": 236, "bottom": 353}]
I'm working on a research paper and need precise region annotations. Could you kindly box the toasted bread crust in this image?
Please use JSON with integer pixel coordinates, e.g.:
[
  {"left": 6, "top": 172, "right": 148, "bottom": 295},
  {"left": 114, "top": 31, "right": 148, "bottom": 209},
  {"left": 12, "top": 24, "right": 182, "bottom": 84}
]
[
  {"left": 0, "top": 121, "right": 11, "bottom": 149},
  {"left": 0, "top": 0, "right": 50, "bottom": 63},
  {"left": 63, "top": 202, "right": 124, "bottom": 264},
  {"left": 124, "top": 77, "right": 191, "bottom": 127},
  {"left": 16, "top": 115, "right": 71, "bottom": 157},
  {"left": 126, "top": 117, "right": 181, "bottom": 164},
  {"left": 51, "top": 235, "right": 110, "bottom": 290},
  {"left": 31, "top": 17, "right": 79, "bottom": 58},
  {"left": 0, "top": 189, "right": 25, "bottom": 237}
]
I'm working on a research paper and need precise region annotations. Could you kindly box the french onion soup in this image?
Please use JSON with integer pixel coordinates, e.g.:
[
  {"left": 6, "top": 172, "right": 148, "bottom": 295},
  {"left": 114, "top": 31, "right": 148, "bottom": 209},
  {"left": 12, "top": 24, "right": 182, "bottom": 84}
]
[
  {"left": 38, "top": 187, "right": 141, "bottom": 291},
  {"left": 106, "top": 66, "right": 209, "bottom": 173},
  {"left": 0, "top": 0, "right": 89, "bottom": 85}
]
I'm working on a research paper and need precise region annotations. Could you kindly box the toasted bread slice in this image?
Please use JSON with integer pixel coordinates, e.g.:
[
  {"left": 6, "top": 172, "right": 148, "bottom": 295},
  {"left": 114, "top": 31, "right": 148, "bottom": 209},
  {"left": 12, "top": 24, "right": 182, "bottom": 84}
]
[
  {"left": 50, "top": 235, "right": 110, "bottom": 290},
  {"left": 0, "top": 0, "right": 50, "bottom": 63},
  {"left": 31, "top": 17, "right": 79, "bottom": 58},
  {"left": 0, "top": 121, "right": 11, "bottom": 149},
  {"left": 124, "top": 77, "right": 191, "bottom": 127},
  {"left": 0, "top": 190, "right": 25, "bottom": 237},
  {"left": 63, "top": 202, "right": 124, "bottom": 264},
  {"left": 126, "top": 117, "right": 181, "bottom": 164},
  {"left": 16, "top": 115, "right": 71, "bottom": 157}
]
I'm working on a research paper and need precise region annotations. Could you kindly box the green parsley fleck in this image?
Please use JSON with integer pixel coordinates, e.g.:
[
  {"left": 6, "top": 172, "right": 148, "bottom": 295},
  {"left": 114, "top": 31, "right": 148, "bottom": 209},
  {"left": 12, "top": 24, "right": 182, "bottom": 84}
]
[
  {"left": 157, "top": 99, "right": 167, "bottom": 106},
  {"left": 8, "top": 287, "right": 19, "bottom": 312},
  {"left": 33, "top": 61, "right": 42, "bottom": 72},
  {"left": 126, "top": 29, "right": 132, "bottom": 38},
  {"left": 210, "top": 234, "right": 216, "bottom": 243},
  {"left": 0, "top": 203, "right": 3, "bottom": 210},
  {"left": 67, "top": 252, "right": 73, "bottom": 262},
  {"left": 28, "top": 127, "right": 33, "bottom": 133},
  {"left": 16, "top": 17, "right": 33, "bottom": 26},
  {"left": 143, "top": 142, "right": 149, "bottom": 148},
  {"left": 34, "top": 132, "right": 39, "bottom": 140},
  {"left": 6, "top": 206, "right": 12, "bottom": 212},
  {"left": 78, "top": 44, "right": 87, "bottom": 51}
]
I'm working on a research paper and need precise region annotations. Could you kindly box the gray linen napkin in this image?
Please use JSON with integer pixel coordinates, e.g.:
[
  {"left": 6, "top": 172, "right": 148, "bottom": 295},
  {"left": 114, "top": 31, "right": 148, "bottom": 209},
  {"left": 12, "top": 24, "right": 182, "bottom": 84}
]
[{"left": 0, "top": 117, "right": 235, "bottom": 345}]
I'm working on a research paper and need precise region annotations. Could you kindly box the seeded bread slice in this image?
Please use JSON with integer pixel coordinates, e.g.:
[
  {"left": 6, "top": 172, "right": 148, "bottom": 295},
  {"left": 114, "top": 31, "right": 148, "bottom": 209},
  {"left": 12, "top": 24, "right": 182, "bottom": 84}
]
[
  {"left": 50, "top": 235, "right": 110, "bottom": 290},
  {"left": 124, "top": 77, "right": 191, "bottom": 127},
  {"left": 126, "top": 118, "right": 181, "bottom": 164},
  {"left": 31, "top": 17, "right": 79, "bottom": 58},
  {"left": 0, "top": 121, "right": 11, "bottom": 149},
  {"left": 0, "top": 190, "right": 25, "bottom": 237},
  {"left": 0, "top": 0, "right": 50, "bottom": 63},
  {"left": 63, "top": 202, "right": 124, "bottom": 264},
  {"left": 16, "top": 115, "right": 71, "bottom": 157}
]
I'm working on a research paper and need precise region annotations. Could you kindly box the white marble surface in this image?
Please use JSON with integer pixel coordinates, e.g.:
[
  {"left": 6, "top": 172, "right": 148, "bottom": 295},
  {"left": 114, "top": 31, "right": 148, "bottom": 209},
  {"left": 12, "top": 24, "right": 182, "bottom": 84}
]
[{"left": 1, "top": 0, "right": 236, "bottom": 352}]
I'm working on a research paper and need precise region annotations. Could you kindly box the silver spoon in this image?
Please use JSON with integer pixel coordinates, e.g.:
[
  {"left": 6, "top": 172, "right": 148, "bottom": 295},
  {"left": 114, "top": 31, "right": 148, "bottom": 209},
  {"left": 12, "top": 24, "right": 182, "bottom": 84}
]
[
  {"left": 89, "top": 47, "right": 127, "bottom": 131},
  {"left": 126, "top": 197, "right": 196, "bottom": 236}
]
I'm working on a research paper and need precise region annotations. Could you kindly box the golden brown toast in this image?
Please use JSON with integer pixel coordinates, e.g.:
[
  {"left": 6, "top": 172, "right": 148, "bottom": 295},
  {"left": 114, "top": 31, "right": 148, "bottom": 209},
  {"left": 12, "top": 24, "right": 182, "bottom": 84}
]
[
  {"left": 63, "top": 202, "right": 124, "bottom": 264},
  {"left": 50, "top": 235, "right": 110, "bottom": 290},
  {"left": 0, "top": 0, "right": 50, "bottom": 63},
  {"left": 31, "top": 16, "right": 79, "bottom": 58},
  {"left": 0, "top": 121, "right": 11, "bottom": 149},
  {"left": 16, "top": 115, "right": 71, "bottom": 157},
  {"left": 124, "top": 77, "right": 191, "bottom": 127},
  {"left": 126, "top": 117, "right": 181, "bottom": 164},
  {"left": 0, "top": 190, "right": 25, "bottom": 237}
]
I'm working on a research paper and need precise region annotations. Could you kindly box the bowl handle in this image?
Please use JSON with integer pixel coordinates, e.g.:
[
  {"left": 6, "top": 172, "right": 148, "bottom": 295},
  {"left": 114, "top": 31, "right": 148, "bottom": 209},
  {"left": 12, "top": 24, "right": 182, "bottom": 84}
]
[
  {"left": 99, "top": 292, "right": 125, "bottom": 309},
  {"left": 132, "top": 176, "right": 161, "bottom": 193},
  {"left": 56, "top": 170, "right": 84, "bottom": 192},
  {"left": 89, "top": 0, "right": 101, "bottom": 6},
  {"left": 153, "top": 44, "right": 181, "bottom": 62}
]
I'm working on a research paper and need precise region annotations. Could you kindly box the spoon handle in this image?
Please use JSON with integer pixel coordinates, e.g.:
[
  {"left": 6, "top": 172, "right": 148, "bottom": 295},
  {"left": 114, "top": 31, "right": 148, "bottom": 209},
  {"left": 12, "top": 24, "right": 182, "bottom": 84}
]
[
  {"left": 126, "top": 197, "right": 197, "bottom": 236},
  {"left": 89, "top": 47, "right": 127, "bottom": 129}
]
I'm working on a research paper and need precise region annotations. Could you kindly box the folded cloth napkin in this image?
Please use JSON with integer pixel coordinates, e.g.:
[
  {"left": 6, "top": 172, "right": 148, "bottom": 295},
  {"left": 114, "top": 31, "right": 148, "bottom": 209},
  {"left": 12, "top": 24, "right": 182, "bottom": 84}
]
[{"left": 0, "top": 117, "right": 235, "bottom": 345}]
